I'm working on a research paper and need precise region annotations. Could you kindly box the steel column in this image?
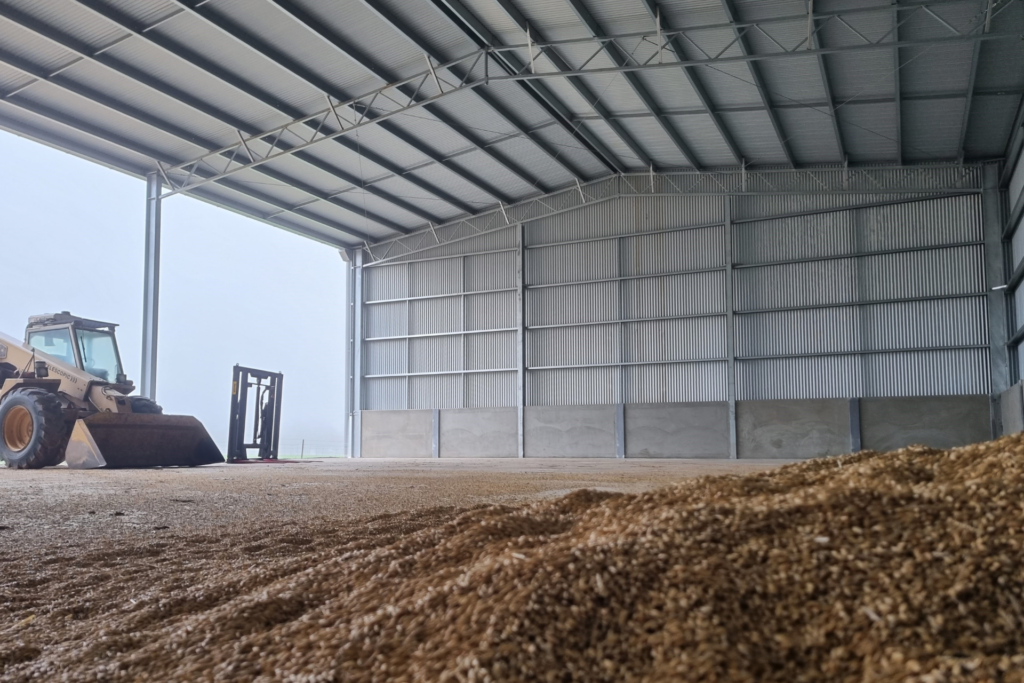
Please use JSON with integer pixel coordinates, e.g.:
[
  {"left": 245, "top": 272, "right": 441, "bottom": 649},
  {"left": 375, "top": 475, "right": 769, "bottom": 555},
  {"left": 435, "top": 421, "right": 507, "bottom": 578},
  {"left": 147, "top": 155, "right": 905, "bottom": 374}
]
[
  {"left": 140, "top": 172, "right": 161, "bottom": 400},
  {"left": 725, "top": 196, "right": 737, "bottom": 459},
  {"left": 984, "top": 164, "right": 1010, "bottom": 396},
  {"left": 352, "top": 248, "right": 365, "bottom": 457},
  {"left": 341, "top": 252, "right": 355, "bottom": 457},
  {"left": 517, "top": 222, "right": 526, "bottom": 458}
]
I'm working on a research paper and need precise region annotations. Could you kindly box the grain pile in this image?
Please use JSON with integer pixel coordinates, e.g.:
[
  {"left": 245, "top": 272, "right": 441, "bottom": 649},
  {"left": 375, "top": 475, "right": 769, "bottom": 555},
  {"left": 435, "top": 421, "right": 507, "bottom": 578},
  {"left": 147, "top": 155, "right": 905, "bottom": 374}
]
[{"left": 4, "top": 436, "right": 1024, "bottom": 682}]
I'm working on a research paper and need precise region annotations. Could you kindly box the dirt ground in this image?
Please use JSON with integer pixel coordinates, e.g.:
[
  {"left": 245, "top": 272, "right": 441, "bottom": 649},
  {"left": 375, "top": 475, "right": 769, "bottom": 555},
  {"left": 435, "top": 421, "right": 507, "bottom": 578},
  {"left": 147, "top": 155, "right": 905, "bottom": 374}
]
[{"left": 0, "top": 458, "right": 787, "bottom": 681}]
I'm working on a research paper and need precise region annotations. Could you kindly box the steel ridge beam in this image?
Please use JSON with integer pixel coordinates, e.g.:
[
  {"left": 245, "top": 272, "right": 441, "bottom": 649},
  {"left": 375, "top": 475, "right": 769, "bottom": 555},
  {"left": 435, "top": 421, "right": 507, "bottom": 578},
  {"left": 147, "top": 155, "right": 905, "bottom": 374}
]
[
  {"left": 9, "top": 0, "right": 430, "bottom": 228},
  {"left": 161, "top": 28, "right": 1017, "bottom": 197},
  {"left": 480, "top": 0, "right": 653, "bottom": 169},
  {"left": 167, "top": 0, "right": 514, "bottom": 209},
  {"left": 0, "top": 45, "right": 410, "bottom": 235},
  {"left": 423, "top": 0, "right": 628, "bottom": 173},
  {"left": 562, "top": 0, "right": 701, "bottom": 169},
  {"left": 266, "top": 0, "right": 571, "bottom": 191},
  {"left": 0, "top": 94, "right": 371, "bottom": 244},
  {"left": 718, "top": 0, "right": 796, "bottom": 167},
  {"left": 640, "top": 0, "right": 742, "bottom": 165}
]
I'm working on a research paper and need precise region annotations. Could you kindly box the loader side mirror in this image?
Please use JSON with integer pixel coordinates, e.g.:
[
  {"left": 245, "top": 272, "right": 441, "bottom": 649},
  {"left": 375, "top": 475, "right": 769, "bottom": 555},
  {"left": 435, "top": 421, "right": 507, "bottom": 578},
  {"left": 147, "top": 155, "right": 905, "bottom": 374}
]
[{"left": 34, "top": 361, "right": 49, "bottom": 378}]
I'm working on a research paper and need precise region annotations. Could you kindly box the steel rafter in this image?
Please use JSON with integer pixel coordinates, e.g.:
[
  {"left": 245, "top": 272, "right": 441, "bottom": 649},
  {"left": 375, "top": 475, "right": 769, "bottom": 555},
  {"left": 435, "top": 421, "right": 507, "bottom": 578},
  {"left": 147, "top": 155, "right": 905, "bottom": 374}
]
[
  {"left": 810, "top": 8, "right": 846, "bottom": 162},
  {"left": 0, "top": 16, "right": 385, "bottom": 242},
  {"left": 893, "top": 2, "right": 904, "bottom": 165},
  {"left": 958, "top": 0, "right": 997, "bottom": 160},
  {"left": 421, "top": 0, "right": 628, "bottom": 173},
  {"left": 463, "top": 0, "right": 652, "bottom": 169},
  {"left": 562, "top": 0, "right": 702, "bottom": 169},
  {"left": 267, "top": 0, "right": 575, "bottom": 191},
  {"left": 0, "top": 45, "right": 409, "bottom": 235},
  {"left": 145, "top": 1, "right": 1016, "bottom": 197},
  {"left": 640, "top": 0, "right": 742, "bottom": 164},
  {"left": 23, "top": 0, "right": 434, "bottom": 227},
  {"left": 718, "top": 0, "right": 796, "bottom": 167},
  {"left": 361, "top": 0, "right": 622, "bottom": 175},
  {"left": 164, "top": 0, "right": 513, "bottom": 209},
  {"left": 0, "top": 92, "right": 370, "bottom": 244}
]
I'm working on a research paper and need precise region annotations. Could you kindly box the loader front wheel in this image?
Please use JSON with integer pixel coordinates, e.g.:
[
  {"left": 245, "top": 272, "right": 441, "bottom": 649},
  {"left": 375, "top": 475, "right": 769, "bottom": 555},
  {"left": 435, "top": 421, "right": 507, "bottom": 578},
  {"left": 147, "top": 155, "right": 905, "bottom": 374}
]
[
  {"left": 128, "top": 397, "right": 163, "bottom": 415},
  {"left": 0, "top": 388, "right": 67, "bottom": 469}
]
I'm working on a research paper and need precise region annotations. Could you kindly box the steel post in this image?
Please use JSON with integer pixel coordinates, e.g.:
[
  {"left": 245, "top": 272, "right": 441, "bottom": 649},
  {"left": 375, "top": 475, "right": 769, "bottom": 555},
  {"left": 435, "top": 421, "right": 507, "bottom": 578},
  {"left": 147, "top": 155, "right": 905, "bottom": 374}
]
[
  {"left": 340, "top": 252, "right": 354, "bottom": 457},
  {"left": 516, "top": 222, "right": 526, "bottom": 458},
  {"left": 352, "top": 248, "right": 364, "bottom": 457},
  {"left": 140, "top": 172, "right": 161, "bottom": 400},
  {"left": 725, "top": 197, "right": 738, "bottom": 459},
  {"left": 983, "top": 163, "right": 1010, "bottom": 397}
]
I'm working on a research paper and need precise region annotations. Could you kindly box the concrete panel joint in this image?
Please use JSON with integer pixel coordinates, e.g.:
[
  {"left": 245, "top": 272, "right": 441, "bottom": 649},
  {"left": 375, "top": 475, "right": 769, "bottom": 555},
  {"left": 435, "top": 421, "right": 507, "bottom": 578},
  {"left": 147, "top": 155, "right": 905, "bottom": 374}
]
[
  {"left": 615, "top": 404, "right": 625, "bottom": 459},
  {"left": 432, "top": 409, "right": 439, "bottom": 458},
  {"left": 849, "top": 398, "right": 862, "bottom": 451}
]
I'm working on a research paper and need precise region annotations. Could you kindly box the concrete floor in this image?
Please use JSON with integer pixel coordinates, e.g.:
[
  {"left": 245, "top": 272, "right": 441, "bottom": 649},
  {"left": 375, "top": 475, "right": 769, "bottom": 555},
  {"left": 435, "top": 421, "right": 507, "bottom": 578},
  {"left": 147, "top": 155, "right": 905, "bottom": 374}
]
[{"left": 0, "top": 458, "right": 791, "bottom": 547}]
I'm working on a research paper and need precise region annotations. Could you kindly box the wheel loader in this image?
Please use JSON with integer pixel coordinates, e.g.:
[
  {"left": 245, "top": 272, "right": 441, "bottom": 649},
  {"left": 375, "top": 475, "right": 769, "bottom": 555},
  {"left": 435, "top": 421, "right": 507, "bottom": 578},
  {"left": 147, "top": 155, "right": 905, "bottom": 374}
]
[{"left": 0, "top": 312, "right": 222, "bottom": 469}]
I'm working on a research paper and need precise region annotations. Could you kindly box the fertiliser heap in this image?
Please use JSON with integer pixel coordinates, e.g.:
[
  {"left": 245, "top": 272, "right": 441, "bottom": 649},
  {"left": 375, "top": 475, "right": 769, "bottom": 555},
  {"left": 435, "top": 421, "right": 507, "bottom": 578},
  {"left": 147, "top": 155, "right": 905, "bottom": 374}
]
[{"left": 4, "top": 436, "right": 1024, "bottom": 682}]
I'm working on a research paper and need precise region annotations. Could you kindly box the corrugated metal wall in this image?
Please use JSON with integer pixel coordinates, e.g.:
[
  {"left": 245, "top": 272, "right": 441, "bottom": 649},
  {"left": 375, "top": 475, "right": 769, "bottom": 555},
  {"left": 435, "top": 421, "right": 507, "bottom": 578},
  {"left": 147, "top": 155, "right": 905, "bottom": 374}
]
[
  {"left": 362, "top": 227, "right": 519, "bottom": 410},
  {"left": 359, "top": 169, "right": 991, "bottom": 409}
]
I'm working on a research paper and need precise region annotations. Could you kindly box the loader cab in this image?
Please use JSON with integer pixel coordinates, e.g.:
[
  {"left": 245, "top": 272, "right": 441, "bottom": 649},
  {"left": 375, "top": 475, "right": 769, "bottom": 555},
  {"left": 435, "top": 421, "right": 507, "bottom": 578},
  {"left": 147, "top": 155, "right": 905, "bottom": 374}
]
[{"left": 25, "top": 312, "right": 132, "bottom": 389}]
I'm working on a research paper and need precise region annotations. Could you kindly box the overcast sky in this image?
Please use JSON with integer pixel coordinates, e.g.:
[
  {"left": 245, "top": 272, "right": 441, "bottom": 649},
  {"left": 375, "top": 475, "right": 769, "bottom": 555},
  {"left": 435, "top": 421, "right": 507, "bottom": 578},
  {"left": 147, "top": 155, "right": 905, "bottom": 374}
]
[{"left": 0, "top": 130, "right": 351, "bottom": 456}]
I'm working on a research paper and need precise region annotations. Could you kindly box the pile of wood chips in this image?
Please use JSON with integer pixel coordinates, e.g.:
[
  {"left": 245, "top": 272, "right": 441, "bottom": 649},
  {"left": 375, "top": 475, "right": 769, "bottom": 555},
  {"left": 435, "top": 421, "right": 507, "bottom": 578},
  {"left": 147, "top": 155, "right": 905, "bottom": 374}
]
[{"left": 5, "top": 435, "right": 1024, "bottom": 682}]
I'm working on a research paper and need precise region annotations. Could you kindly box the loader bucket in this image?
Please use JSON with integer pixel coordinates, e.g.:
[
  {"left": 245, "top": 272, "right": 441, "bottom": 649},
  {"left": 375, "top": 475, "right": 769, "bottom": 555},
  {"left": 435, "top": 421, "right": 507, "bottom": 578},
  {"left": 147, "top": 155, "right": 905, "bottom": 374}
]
[{"left": 64, "top": 413, "right": 224, "bottom": 469}]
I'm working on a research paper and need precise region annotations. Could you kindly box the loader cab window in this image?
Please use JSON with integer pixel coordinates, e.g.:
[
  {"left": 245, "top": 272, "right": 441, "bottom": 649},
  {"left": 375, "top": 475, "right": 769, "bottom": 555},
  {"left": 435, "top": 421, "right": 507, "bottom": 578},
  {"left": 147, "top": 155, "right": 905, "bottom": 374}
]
[
  {"left": 27, "top": 328, "right": 77, "bottom": 367},
  {"left": 75, "top": 329, "right": 122, "bottom": 382}
]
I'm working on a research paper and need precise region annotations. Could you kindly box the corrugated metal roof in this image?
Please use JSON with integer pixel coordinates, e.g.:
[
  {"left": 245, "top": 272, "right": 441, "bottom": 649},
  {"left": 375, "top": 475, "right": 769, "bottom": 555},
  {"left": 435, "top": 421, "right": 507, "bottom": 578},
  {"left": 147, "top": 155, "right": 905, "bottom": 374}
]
[
  {"left": 966, "top": 93, "right": 1020, "bottom": 158},
  {"left": 669, "top": 113, "right": 737, "bottom": 167},
  {"left": 0, "top": 0, "right": 1017, "bottom": 248},
  {"left": 902, "top": 96, "right": 965, "bottom": 162},
  {"left": 837, "top": 101, "right": 898, "bottom": 162}
]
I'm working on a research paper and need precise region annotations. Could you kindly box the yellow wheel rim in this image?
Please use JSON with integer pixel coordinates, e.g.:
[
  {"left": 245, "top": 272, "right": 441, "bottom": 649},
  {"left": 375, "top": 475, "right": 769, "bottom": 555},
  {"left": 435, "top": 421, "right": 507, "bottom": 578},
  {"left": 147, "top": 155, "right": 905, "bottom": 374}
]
[{"left": 3, "top": 405, "right": 33, "bottom": 452}]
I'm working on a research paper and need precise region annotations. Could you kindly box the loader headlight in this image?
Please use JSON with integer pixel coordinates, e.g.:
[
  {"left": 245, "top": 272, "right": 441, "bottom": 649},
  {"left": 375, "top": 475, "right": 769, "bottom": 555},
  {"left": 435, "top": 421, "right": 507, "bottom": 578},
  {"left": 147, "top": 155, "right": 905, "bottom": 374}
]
[{"left": 34, "top": 361, "right": 49, "bottom": 379}]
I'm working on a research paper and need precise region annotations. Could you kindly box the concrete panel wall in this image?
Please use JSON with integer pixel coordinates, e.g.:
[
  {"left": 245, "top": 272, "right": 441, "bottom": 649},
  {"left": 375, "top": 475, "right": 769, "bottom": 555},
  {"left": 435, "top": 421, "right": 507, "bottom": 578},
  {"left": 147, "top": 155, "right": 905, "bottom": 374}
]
[
  {"left": 1001, "top": 383, "right": 1024, "bottom": 435},
  {"left": 737, "top": 399, "right": 852, "bottom": 459},
  {"left": 360, "top": 396, "right": 994, "bottom": 459},
  {"left": 861, "top": 396, "right": 991, "bottom": 451},
  {"left": 524, "top": 405, "right": 617, "bottom": 457},
  {"left": 360, "top": 410, "right": 433, "bottom": 458},
  {"left": 440, "top": 408, "right": 517, "bottom": 458},
  {"left": 626, "top": 403, "right": 728, "bottom": 458}
]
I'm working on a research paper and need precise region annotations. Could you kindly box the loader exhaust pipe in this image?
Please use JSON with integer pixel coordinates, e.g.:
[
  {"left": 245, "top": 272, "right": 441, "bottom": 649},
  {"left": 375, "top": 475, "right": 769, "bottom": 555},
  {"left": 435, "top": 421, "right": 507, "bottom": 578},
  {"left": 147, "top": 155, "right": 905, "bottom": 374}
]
[{"left": 65, "top": 413, "right": 224, "bottom": 469}]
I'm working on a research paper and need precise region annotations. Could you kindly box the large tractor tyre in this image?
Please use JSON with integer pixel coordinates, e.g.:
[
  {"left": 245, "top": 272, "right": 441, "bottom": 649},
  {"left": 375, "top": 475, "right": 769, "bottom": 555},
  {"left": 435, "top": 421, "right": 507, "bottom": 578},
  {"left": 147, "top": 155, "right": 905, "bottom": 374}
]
[
  {"left": 0, "top": 388, "right": 67, "bottom": 469},
  {"left": 128, "top": 396, "right": 164, "bottom": 415}
]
